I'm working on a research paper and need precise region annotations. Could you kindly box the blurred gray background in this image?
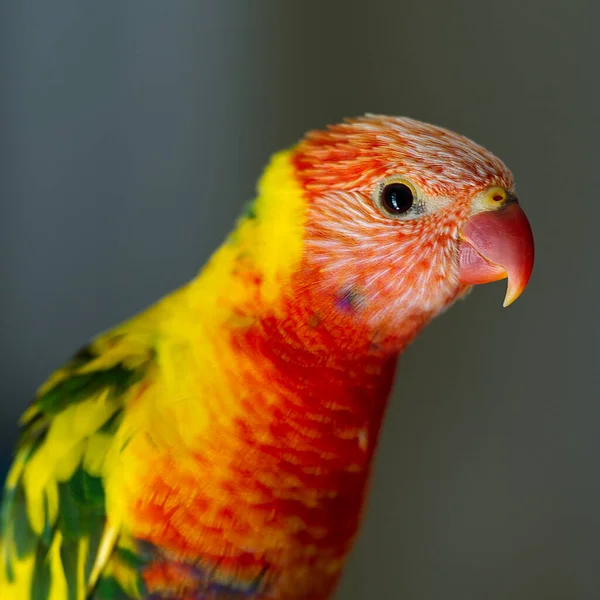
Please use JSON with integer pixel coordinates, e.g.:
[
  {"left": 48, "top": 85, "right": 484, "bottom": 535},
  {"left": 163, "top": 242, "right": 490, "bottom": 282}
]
[{"left": 1, "top": 1, "right": 598, "bottom": 599}]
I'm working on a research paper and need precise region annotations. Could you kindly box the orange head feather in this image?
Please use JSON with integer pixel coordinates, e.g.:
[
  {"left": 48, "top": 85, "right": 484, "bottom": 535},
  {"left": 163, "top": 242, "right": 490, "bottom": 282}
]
[{"left": 287, "top": 115, "right": 523, "bottom": 351}]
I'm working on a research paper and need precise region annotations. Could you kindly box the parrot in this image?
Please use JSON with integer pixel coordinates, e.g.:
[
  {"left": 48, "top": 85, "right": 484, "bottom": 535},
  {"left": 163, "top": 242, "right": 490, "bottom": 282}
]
[{"left": 0, "top": 115, "right": 534, "bottom": 600}]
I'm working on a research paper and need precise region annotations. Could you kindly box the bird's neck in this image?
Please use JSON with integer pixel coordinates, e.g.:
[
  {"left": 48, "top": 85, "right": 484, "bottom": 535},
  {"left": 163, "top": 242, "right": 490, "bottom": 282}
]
[
  {"left": 229, "top": 289, "right": 401, "bottom": 447},
  {"left": 176, "top": 232, "right": 421, "bottom": 484},
  {"left": 183, "top": 256, "right": 405, "bottom": 445}
]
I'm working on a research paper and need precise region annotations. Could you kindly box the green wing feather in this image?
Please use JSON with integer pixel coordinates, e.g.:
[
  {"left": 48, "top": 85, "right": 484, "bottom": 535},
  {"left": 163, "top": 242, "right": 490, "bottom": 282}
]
[{"left": 0, "top": 326, "right": 154, "bottom": 600}]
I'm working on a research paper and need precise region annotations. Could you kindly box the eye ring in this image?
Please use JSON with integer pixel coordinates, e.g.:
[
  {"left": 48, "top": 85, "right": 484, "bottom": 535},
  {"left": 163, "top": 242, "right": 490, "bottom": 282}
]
[{"left": 374, "top": 178, "right": 419, "bottom": 218}]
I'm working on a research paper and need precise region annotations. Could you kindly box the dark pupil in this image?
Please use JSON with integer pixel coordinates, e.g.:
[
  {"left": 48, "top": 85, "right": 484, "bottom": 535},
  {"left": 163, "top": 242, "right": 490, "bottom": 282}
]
[{"left": 382, "top": 183, "right": 414, "bottom": 214}]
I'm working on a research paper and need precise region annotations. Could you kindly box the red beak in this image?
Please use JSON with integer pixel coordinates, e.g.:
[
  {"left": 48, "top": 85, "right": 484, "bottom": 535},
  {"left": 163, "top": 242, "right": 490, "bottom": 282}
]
[{"left": 458, "top": 202, "right": 534, "bottom": 306}]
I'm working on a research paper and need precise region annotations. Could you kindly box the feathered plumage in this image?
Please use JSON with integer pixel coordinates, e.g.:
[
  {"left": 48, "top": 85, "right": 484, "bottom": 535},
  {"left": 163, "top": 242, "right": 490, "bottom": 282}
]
[{"left": 0, "top": 116, "right": 534, "bottom": 599}]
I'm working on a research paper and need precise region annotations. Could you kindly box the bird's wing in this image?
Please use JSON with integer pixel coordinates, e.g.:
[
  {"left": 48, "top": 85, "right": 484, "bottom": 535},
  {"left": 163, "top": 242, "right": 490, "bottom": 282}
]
[{"left": 0, "top": 309, "right": 158, "bottom": 600}]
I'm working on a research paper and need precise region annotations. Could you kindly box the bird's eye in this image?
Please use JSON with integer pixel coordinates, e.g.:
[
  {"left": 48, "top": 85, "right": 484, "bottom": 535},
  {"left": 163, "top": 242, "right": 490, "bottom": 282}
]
[{"left": 380, "top": 183, "right": 414, "bottom": 216}]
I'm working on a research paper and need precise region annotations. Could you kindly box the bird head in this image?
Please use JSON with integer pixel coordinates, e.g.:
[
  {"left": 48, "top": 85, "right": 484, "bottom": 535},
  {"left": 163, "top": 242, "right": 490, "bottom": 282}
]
[{"left": 285, "top": 115, "right": 534, "bottom": 343}]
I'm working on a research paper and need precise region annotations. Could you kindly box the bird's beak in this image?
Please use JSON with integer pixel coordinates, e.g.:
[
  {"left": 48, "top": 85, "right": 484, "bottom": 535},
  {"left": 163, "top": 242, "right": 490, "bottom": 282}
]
[{"left": 458, "top": 198, "right": 534, "bottom": 307}]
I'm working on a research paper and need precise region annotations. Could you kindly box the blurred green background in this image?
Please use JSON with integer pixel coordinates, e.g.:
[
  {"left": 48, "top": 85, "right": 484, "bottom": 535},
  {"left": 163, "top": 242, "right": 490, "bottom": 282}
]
[{"left": 1, "top": 1, "right": 598, "bottom": 598}]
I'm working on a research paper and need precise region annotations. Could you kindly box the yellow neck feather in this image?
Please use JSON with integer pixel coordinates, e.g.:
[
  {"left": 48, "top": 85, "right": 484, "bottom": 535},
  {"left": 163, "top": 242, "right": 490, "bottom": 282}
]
[{"left": 188, "top": 149, "right": 307, "bottom": 318}]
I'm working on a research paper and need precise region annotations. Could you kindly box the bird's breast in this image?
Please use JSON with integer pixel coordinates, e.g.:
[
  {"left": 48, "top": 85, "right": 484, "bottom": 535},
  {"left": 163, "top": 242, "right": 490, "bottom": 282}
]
[{"left": 111, "top": 326, "right": 397, "bottom": 598}]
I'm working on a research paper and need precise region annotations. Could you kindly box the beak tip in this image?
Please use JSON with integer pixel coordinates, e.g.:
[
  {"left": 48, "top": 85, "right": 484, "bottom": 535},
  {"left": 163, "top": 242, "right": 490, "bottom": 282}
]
[
  {"left": 502, "top": 295, "right": 515, "bottom": 308},
  {"left": 502, "top": 272, "right": 532, "bottom": 308}
]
